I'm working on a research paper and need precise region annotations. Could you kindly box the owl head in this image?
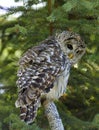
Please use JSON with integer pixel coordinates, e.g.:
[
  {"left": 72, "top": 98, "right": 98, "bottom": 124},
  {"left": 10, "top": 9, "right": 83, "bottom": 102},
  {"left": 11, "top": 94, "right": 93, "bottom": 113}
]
[{"left": 56, "top": 31, "right": 86, "bottom": 64}]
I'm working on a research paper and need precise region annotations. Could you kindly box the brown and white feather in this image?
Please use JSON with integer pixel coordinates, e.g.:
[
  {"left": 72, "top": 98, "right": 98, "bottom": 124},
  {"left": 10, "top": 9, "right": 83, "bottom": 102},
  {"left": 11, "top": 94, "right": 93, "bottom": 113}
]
[{"left": 15, "top": 31, "right": 85, "bottom": 124}]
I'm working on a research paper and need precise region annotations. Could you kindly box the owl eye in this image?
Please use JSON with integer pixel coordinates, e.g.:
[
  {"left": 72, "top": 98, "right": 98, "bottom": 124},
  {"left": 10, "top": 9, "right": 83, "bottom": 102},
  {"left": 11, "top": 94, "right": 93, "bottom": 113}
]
[
  {"left": 67, "top": 44, "right": 73, "bottom": 50},
  {"left": 76, "top": 50, "right": 80, "bottom": 53},
  {"left": 76, "top": 50, "right": 83, "bottom": 54}
]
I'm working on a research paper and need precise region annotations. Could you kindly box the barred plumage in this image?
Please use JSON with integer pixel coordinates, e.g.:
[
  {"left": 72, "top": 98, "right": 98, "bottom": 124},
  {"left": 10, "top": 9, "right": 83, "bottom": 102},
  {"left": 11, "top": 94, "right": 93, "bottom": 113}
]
[{"left": 15, "top": 31, "right": 85, "bottom": 124}]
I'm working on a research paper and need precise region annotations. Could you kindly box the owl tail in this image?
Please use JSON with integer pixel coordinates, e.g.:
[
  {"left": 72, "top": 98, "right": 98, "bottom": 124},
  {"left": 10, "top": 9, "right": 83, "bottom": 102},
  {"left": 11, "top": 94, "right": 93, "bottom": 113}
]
[{"left": 19, "top": 97, "right": 40, "bottom": 124}]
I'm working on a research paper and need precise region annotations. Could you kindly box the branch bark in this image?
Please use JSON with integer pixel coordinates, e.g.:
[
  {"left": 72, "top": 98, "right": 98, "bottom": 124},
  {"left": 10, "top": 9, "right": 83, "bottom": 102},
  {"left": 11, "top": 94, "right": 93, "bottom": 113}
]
[
  {"left": 48, "top": 0, "right": 53, "bottom": 35},
  {"left": 43, "top": 100, "right": 64, "bottom": 130}
]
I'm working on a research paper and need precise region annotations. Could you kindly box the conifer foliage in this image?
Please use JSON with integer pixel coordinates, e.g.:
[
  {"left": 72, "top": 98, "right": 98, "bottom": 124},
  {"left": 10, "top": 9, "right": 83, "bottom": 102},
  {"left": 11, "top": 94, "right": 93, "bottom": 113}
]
[{"left": 0, "top": 0, "right": 99, "bottom": 130}]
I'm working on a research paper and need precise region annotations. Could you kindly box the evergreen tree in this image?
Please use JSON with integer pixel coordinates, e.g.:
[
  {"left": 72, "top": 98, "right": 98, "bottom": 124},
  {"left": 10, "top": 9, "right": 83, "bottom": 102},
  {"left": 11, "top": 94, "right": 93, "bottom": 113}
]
[{"left": 0, "top": 0, "right": 99, "bottom": 129}]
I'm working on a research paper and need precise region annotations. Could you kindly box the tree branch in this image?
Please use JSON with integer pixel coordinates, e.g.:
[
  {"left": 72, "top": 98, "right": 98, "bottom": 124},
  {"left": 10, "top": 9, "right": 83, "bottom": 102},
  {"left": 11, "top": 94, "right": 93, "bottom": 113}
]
[
  {"left": 48, "top": 0, "right": 53, "bottom": 35},
  {"left": 43, "top": 100, "right": 64, "bottom": 130}
]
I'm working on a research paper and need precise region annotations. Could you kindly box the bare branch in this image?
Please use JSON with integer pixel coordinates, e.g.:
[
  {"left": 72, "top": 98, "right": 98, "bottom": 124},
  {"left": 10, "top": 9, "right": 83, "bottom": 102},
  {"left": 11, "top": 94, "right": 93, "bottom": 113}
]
[{"left": 43, "top": 100, "right": 64, "bottom": 130}]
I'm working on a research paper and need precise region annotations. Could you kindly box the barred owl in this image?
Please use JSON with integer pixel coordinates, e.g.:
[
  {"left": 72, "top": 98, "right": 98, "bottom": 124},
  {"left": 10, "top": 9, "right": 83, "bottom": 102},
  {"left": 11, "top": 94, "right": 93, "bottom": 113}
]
[{"left": 15, "top": 31, "right": 85, "bottom": 124}]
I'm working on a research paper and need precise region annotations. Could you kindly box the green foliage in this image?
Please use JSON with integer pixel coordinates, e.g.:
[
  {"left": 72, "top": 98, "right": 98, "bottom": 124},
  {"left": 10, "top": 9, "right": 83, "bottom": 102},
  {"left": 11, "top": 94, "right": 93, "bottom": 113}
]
[
  {"left": 0, "top": 0, "right": 99, "bottom": 130},
  {"left": 4, "top": 113, "right": 41, "bottom": 130},
  {"left": 56, "top": 102, "right": 99, "bottom": 130},
  {"left": 62, "top": 1, "right": 76, "bottom": 12}
]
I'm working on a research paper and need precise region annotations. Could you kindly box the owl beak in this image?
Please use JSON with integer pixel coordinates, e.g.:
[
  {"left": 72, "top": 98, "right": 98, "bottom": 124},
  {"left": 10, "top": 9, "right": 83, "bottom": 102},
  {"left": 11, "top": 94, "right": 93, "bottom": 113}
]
[{"left": 68, "top": 53, "right": 74, "bottom": 59}]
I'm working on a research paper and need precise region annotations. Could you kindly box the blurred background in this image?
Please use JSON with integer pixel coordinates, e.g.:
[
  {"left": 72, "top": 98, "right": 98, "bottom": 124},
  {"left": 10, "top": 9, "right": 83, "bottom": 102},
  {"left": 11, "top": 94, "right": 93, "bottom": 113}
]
[{"left": 0, "top": 0, "right": 99, "bottom": 130}]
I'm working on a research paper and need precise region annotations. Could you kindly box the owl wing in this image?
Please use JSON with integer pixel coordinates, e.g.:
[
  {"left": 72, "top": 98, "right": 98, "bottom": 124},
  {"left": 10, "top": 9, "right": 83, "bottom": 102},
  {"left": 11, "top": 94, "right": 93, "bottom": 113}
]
[{"left": 15, "top": 38, "right": 65, "bottom": 124}]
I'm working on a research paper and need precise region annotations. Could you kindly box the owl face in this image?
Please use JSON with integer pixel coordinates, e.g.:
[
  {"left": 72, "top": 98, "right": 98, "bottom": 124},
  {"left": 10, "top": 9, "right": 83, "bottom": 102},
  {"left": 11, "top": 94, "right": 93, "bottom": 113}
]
[{"left": 56, "top": 31, "right": 86, "bottom": 64}]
